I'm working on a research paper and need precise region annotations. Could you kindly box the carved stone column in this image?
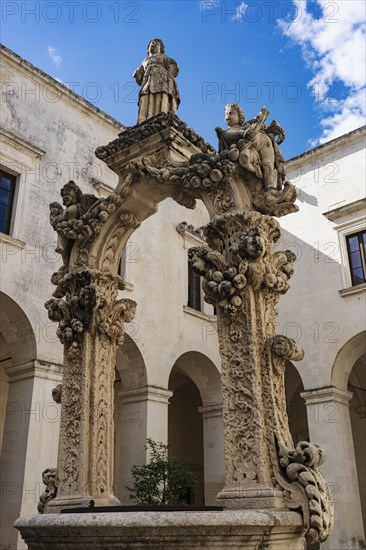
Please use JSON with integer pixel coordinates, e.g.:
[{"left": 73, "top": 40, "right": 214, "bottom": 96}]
[
  {"left": 44, "top": 270, "right": 136, "bottom": 511},
  {"left": 189, "top": 211, "right": 333, "bottom": 545}
]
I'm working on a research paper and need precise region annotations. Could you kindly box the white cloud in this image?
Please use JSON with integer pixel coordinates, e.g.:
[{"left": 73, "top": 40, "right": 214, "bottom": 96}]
[
  {"left": 47, "top": 46, "right": 62, "bottom": 68},
  {"left": 278, "top": 0, "right": 366, "bottom": 145},
  {"left": 232, "top": 2, "right": 248, "bottom": 22},
  {"left": 199, "top": 0, "right": 220, "bottom": 11}
]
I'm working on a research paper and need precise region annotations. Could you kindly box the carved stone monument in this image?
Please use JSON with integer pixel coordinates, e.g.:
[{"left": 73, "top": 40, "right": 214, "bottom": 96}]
[
  {"left": 15, "top": 43, "right": 333, "bottom": 549},
  {"left": 133, "top": 38, "right": 180, "bottom": 123}
]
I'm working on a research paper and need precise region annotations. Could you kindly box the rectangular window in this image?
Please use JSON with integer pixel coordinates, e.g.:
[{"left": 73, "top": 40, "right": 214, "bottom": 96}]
[
  {"left": 188, "top": 262, "right": 202, "bottom": 311},
  {"left": 0, "top": 170, "right": 16, "bottom": 235},
  {"left": 346, "top": 230, "right": 366, "bottom": 286}
]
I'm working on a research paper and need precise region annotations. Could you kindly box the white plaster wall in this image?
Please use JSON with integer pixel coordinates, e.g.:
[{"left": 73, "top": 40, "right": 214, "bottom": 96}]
[
  {"left": 122, "top": 197, "right": 220, "bottom": 389},
  {"left": 1, "top": 48, "right": 123, "bottom": 366},
  {"left": 278, "top": 131, "right": 366, "bottom": 390}
]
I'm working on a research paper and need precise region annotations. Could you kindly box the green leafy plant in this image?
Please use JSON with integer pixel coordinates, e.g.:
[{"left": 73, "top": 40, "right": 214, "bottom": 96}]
[{"left": 127, "top": 438, "right": 197, "bottom": 505}]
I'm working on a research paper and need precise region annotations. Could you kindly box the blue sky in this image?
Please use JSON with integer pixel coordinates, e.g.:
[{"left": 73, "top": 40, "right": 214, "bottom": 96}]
[{"left": 2, "top": 0, "right": 365, "bottom": 159}]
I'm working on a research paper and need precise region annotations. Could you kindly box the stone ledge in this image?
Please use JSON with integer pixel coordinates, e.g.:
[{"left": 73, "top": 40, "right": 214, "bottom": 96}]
[
  {"left": 339, "top": 283, "right": 366, "bottom": 297},
  {"left": 15, "top": 510, "right": 305, "bottom": 550},
  {"left": 0, "top": 232, "right": 26, "bottom": 249},
  {"left": 183, "top": 305, "right": 217, "bottom": 322}
]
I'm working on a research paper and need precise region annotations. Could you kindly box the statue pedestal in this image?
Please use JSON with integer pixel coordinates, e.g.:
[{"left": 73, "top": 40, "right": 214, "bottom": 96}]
[{"left": 15, "top": 510, "right": 306, "bottom": 549}]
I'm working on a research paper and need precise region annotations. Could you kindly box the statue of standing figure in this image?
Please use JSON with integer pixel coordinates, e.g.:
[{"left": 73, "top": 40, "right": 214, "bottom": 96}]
[{"left": 133, "top": 38, "right": 180, "bottom": 123}]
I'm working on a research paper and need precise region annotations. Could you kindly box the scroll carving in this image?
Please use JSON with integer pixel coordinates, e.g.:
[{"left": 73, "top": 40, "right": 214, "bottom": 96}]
[
  {"left": 277, "top": 440, "right": 334, "bottom": 545},
  {"left": 37, "top": 468, "right": 58, "bottom": 513}
]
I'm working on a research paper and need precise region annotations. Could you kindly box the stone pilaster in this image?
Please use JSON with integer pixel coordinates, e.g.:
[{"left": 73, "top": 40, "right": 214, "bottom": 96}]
[
  {"left": 198, "top": 404, "right": 225, "bottom": 505},
  {"left": 302, "top": 387, "right": 365, "bottom": 549},
  {"left": 0, "top": 360, "right": 62, "bottom": 550},
  {"left": 114, "top": 386, "right": 172, "bottom": 504}
]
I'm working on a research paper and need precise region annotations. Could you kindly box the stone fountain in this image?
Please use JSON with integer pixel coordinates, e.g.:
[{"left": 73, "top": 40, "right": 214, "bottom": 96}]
[{"left": 15, "top": 39, "right": 333, "bottom": 549}]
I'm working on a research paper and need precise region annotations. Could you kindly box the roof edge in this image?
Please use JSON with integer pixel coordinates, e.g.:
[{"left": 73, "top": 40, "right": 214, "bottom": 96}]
[
  {"left": 0, "top": 43, "right": 126, "bottom": 131},
  {"left": 286, "top": 126, "right": 366, "bottom": 167}
]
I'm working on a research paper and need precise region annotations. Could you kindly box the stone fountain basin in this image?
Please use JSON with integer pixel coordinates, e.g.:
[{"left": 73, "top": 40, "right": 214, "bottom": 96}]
[{"left": 15, "top": 509, "right": 306, "bottom": 550}]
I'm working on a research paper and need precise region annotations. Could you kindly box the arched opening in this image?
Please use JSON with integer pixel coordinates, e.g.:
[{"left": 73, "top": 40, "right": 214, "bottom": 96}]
[
  {"left": 285, "top": 361, "right": 309, "bottom": 445},
  {"left": 116, "top": 333, "right": 148, "bottom": 391},
  {"left": 114, "top": 334, "right": 148, "bottom": 504},
  {"left": 348, "top": 351, "right": 366, "bottom": 534},
  {"left": 168, "top": 367, "right": 204, "bottom": 504},
  {"left": 0, "top": 292, "right": 37, "bottom": 549},
  {"left": 331, "top": 331, "right": 366, "bottom": 391},
  {"left": 168, "top": 351, "right": 224, "bottom": 505}
]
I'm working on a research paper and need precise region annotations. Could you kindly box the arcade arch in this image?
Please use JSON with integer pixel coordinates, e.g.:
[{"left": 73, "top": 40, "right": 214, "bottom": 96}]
[
  {"left": 168, "top": 352, "right": 224, "bottom": 505},
  {"left": 348, "top": 349, "right": 366, "bottom": 534},
  {"left": 0, "top": 293, "right": 39, "bottom": 550},
  {"left": 284, "top": 360, "right": 309, "bottom": 445},
  {"left": 114, "top": 334, "right": 149, "bottom": 504},
  {"left": 331, "top": 330, "right": 366, "bottom": 391}
]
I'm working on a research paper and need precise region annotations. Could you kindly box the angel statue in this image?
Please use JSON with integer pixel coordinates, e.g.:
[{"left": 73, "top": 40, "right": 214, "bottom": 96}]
[
  {"left": 215, "top": 103, "right": 286, "bottom": 190},
  {"left": 50, "top": 181, "right": 98, "bottom": 291},
  {"left": 133, "top": 38, "right": 180, "bottom": 123}
]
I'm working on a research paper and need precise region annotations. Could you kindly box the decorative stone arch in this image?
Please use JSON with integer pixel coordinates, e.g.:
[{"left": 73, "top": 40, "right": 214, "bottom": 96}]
[{"left": 40, "top": 110, "right": 333, "bottom": 546}]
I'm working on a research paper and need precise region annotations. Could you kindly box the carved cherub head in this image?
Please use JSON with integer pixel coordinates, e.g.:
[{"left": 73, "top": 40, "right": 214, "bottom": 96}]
[
  {"left": 147, "top": 38, "right": 165, "bottom": 56},
  {"left": 239, "top": 227, "right": 266, "bottom": 260},
  {"left": 282, "top": 250, "right": 296, "bottom": 278},
  {"left": 188, "top": 247, "right": 210, "bottom": 276},
  {"left": 225, "top": 103, "right": 245, "bottom": 127},
  {"left": 60, "top": 181, "right": 82, "bottom": 207},
  {"left": 122, "top": 299, "right": 137, "bottom": 323},
  {"left": 49, "top": 202, "right": 63, "bottom": 218},
  {"left": 52, "top": 384, "right": 62, "bottom": 404}
]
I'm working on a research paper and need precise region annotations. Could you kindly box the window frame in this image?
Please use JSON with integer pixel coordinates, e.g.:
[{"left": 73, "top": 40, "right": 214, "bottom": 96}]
[
  {"left": 346, "top": 230, "right": 366, "bottom": 286},
  {"left": 0, "top": 169, "right": 17, "bottom": 236},
  {"left": 187, "top": 261, "right": 202, "bottom": 312},
  {"left": 335, "top": 215, "right": 366, "bottom": 290}
]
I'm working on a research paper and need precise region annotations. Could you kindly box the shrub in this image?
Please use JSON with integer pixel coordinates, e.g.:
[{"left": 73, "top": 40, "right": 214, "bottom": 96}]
[{"left": 127, "top": 438, "right": 197, "bottom": 505}]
